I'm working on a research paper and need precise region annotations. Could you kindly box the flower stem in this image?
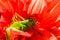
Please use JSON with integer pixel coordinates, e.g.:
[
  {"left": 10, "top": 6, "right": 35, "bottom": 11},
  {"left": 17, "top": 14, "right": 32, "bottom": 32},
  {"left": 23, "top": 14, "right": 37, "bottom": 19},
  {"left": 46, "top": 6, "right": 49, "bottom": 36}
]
[{"left": 0, "top": 14, "right": 1, "bottom": 18}]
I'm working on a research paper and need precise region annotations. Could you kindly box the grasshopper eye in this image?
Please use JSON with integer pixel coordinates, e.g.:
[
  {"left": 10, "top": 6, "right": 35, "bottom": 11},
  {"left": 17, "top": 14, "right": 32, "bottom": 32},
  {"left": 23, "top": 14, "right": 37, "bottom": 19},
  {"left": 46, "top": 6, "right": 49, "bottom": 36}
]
[{"left": 26, "top": 18, "right": 36, "bottom": 28}]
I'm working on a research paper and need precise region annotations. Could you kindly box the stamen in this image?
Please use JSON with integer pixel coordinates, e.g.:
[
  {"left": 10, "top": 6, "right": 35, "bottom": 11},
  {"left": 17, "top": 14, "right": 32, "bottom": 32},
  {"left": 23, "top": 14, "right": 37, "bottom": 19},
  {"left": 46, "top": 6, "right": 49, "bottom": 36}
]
[
  {"left": 12, "top": 12, "right": 25, "bottom": 22},
  {"left": 15, "top": 12, "right": 25, "bottom": 21}
]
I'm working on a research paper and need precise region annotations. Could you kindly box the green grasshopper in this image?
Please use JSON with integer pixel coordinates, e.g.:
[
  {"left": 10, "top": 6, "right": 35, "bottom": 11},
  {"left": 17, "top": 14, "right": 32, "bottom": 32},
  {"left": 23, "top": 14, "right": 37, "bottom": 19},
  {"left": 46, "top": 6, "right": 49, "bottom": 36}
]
[{"left": 6, "top": 13, "right": 36, "bottom": 40}]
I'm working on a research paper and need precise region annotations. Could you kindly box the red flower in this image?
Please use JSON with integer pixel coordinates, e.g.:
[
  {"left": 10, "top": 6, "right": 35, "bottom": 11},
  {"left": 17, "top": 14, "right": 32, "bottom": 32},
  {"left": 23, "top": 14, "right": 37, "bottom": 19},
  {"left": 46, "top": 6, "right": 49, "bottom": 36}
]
[{"left": 0, "top": 0, "right": 60, "bottom": 40}]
